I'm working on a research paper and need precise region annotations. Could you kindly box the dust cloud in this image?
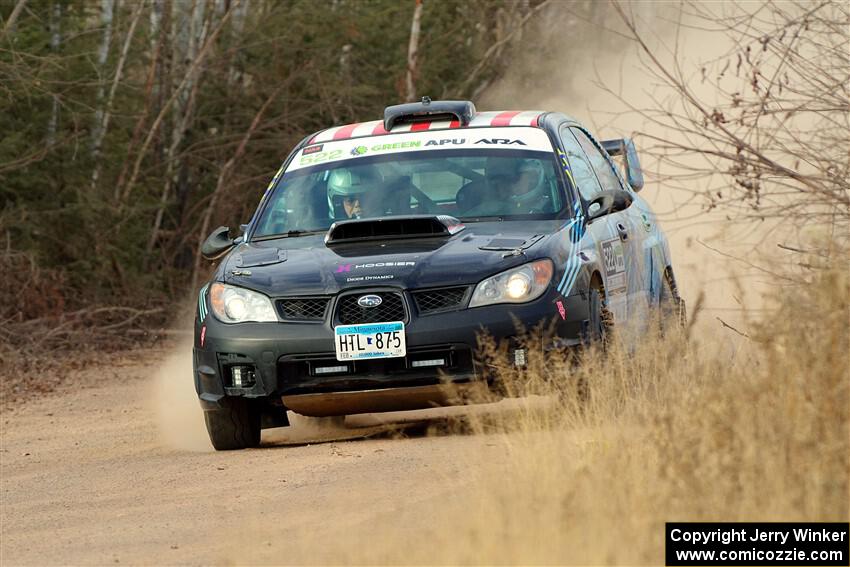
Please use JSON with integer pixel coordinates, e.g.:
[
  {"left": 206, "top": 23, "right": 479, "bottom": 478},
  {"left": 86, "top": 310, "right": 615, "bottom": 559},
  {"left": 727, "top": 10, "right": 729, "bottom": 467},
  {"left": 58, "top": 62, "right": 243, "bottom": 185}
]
[
  {"left": 481, "top": 2, "right": 779, "bottom": 332},
  {"left": 149, "top": 336, "right": 405, "bottom": 450},
  {"left": 149, "top": 338, "right": 362, "bottom": 450},
  {"left": 151, "top": 337, "right": 212, "bottom": 452}
]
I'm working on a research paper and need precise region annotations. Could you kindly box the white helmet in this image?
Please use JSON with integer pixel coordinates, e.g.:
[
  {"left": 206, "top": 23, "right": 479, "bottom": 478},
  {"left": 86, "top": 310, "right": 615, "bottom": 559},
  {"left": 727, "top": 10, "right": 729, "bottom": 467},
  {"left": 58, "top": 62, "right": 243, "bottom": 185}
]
[
  {"left": 327, "top": 167, "right": 380, "bottom": 218},
  {"left": 328, "top": 168, "right": 370, "bottom": 198},
  {"left": 509, "top": 159, "right": 546, "bottom": 210},
  {"left": 485, "top": 158, "right": 545, "bottom": 203}
]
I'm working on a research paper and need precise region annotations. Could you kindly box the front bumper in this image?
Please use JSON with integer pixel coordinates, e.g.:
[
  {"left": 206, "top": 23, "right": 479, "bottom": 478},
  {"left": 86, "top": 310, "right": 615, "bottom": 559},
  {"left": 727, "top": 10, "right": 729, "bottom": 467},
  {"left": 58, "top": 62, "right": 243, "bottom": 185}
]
[{"left": 192, "top": 287, "right": 590, "bottom": 414}]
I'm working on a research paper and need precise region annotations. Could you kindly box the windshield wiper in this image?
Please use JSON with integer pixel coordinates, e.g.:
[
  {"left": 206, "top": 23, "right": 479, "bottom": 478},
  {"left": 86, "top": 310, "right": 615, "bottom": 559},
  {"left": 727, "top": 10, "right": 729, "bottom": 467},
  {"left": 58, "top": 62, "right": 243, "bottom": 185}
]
[
  {"left": 252, "top": 229, "right": 324, "bottom": 242},
  {"left": 458, "top": 216, "right": 505, "bottom": 223}
]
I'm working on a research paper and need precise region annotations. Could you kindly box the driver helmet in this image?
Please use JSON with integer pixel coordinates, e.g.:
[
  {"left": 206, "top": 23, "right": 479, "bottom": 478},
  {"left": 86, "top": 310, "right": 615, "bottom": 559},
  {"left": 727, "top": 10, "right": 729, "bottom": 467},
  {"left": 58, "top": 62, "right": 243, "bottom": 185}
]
[
  {"left": 327, "top": 168, "right": 375, "bottom": 218},
  {"left": 484, "top": 158, "right": 546, "bottom": 209}
]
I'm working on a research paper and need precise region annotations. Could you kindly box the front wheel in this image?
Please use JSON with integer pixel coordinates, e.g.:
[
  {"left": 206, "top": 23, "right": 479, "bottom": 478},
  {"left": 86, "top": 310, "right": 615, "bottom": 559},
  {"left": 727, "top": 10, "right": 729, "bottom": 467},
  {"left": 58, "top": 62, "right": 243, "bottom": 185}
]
[
  {"left": 586, "top": 285, "right": 610, "bottom": 344},
  {"left": 659, "top": 272, "right": 687, "bottom": 332},
  {"left": 575, "top": 284, "right": 610, "bottom": 404},
  {"left": 203, "top": 397, "right": 261, "bottom": 451}
]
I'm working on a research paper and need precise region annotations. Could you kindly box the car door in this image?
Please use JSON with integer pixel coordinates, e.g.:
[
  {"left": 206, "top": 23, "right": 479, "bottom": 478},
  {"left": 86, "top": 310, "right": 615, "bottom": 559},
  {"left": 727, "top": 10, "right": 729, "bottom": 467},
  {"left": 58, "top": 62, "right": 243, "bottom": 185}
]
[
  {"left": 557, "top": 125, "right": 634, "bottom": 328},
  {"left": 570, "top": 127, "right": 652, "bottom": 333}
]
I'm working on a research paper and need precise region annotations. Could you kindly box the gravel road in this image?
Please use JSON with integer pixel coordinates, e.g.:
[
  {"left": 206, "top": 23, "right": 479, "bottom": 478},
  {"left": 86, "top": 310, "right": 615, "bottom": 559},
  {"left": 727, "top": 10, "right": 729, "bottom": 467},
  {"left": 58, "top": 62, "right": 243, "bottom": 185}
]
[{"left": 1, "top": 345, "right": 522, "bottom": 565}]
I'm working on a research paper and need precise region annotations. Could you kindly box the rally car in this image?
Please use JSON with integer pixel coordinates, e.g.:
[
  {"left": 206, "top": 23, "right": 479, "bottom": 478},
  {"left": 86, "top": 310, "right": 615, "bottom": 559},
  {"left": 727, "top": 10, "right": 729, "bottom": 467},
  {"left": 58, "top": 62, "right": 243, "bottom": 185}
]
[{"left": 194, "top": 98, "right": 685, "bottom": 450}]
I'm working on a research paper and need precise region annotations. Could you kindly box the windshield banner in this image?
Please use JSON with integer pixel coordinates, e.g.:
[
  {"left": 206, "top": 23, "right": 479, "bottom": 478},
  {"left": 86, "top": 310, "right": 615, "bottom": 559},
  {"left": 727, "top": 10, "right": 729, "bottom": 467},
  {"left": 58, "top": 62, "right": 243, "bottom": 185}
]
[{"left": 289, "top": 127, "right": 554, "bottom": 172}]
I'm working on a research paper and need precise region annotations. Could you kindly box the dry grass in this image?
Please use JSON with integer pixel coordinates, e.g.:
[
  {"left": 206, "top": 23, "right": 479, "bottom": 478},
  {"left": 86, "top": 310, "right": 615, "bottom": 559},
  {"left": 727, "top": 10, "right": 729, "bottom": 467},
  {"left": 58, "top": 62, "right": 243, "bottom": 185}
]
[{"left": 280, "top": 266, "right": 848, "bottom": 565}]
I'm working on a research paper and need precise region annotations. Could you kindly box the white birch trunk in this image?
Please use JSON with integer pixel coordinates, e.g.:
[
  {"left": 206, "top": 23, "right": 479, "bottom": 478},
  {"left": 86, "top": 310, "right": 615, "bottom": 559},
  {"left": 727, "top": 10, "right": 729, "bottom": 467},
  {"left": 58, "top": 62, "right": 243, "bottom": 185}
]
[
  {"left": 148, "top": 0, "right": 162, "bottom": 101},
  {"left": 91, "top": 0, "right": 115, "bottom": 155},
  {"left": 405, "top": 0, "right": 423, "bottom": 102},
  {"left": 90, "top": 1, "right": 144, "bottom": 192},
  {"left": 113, "top": 0, "right": 161, "bottom": 202},
  {"left": 226, "top": 0, "right": 248, "bottom": 88},
  {"left": 120, "top": 0, "right": 237, "bottom": 212},
  {"left": 47, "top": 1, "right": 61, "bottom": 146},
  {"left": 146, "top": 0, "right": 210, "bottom": 255}
]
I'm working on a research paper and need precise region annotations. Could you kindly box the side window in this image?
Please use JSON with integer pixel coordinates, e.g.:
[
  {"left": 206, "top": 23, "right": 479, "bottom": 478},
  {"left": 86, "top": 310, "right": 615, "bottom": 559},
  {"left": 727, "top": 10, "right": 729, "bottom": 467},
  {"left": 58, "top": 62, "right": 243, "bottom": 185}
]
[
  {"left": 558, "top": 124, "right": 603, "bottom": 201},
  {"left": 571, "top": 128, "right": 623, "bottom": 192}
]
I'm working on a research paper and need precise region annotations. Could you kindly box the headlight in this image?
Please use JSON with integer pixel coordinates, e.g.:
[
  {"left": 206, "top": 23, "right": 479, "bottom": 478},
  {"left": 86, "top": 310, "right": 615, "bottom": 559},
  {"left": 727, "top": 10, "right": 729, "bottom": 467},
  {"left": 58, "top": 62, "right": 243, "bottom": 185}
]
[
  {"left": 209, "top": 283, "right": 277, "bottom": 323},
  {"left": 469, "top": 259, "right": 554, "bottom": 308}
]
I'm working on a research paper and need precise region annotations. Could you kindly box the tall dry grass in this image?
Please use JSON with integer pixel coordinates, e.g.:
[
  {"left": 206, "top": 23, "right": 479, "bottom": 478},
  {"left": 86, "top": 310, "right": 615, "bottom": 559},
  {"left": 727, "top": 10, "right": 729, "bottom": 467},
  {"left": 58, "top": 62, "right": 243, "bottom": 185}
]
[
  {"left": 463, "top": 273, "right": 847, "bottom": 565},
  {"left": 273, "top": 265, "right": 848, "bottom": 565}
]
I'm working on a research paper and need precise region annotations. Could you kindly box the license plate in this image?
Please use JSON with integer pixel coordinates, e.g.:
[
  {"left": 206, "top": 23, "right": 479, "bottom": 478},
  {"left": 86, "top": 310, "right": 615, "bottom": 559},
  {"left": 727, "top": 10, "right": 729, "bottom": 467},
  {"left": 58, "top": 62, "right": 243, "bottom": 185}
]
[{"left": 334, "top": 321, "right": 406, "bottom": 361}]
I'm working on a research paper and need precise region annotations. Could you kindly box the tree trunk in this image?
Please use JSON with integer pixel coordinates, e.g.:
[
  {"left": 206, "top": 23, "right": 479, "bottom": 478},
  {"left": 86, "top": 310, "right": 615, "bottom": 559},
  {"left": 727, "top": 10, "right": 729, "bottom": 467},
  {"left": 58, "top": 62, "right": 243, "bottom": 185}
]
[
  {"left": 1, "top": 0, "right": 29, "bottom": 38},
  {"left": 146, "top": 0, "right": 210, "bottom": 256},
  {"left": 91, "top": 0, "right": 115, "bottom": 156},
  {"left": 47, "top": 1, "right": 61, "bottom": 146},
  {"left": 226, "top": 0, "right": 249, "bottom": 88},
  {"left": 118, "top": 0, "right": 234, "bottom": 213},
  {"left": 91, "top": 1, "right": 143, "bottom": 193},
  {"left": 113, "top": 0, "right": 164, "bottom": 201},
  {"left": 405, "top": 0, "right": 423, "bottom": 102}
]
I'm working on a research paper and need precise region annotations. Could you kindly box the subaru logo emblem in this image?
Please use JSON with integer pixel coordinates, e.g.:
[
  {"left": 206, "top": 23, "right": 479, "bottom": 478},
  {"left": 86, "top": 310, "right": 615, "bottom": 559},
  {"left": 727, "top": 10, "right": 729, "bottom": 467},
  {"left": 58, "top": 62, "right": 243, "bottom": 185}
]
[{"left": 357, "top": 294, "right": 382, "bottom": 308}]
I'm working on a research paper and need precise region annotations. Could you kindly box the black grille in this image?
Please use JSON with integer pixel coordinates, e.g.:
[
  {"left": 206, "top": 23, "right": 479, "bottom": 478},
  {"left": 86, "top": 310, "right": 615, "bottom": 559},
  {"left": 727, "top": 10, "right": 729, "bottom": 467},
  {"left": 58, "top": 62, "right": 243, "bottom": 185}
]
[
  {"left": 413, "top": 286, "right": 469, "bottom": 314},
  {"left": 277, "top": 297, "right": 330, "bottom": 321},
  {"left": 336, "top": 292, "right": 406, "bottom": 324}
]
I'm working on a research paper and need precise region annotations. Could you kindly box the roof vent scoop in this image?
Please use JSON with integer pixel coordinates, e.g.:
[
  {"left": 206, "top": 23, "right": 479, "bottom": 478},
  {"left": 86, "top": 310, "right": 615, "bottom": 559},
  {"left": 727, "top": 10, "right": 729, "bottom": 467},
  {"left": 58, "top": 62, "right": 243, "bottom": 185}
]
[{"left": 383, "top": 99, "right": 476, "bottom": 131}]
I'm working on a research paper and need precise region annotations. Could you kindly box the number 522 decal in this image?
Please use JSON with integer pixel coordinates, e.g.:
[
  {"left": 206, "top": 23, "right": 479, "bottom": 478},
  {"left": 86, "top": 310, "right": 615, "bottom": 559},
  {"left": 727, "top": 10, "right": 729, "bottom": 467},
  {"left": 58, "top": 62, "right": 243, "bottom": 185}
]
[{"left": 601, "top": 238, "right": 627, "bottom": 296}]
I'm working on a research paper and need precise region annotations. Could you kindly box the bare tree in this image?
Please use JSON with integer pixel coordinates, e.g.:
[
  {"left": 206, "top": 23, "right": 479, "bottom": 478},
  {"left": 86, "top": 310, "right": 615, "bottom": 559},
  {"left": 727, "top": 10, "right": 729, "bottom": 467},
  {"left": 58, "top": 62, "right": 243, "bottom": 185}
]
[
  {"left": 190, "top": 78, "right": 293, "bottom": 290},
  {"left": 91, "top": 1, "right": 144, "bottom": 192},
  {"left": 0, "top": 0, "right": 29, "bottom": 37},
  {"left": 146, "top": 0, "right": 211, "bottom": 256},
  {"left": 113, "top": 0, "right": 165, "bottom": 201},
  {"left": 457, "top": 0, "right": 553, "bottom": 99},
  {"left": 611, "top": 1, "right": 849, "bottom": 249},
  {"left": 118, "top": 0, "right": 238, "bottom": 210}
]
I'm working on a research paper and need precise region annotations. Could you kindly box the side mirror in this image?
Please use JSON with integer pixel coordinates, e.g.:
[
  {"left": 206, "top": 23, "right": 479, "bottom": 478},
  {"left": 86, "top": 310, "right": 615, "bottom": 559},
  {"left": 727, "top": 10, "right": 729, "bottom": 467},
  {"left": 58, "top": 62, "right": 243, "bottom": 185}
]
[
  {"left": 621, "top": 139, "right": 644, "bottom": 191},
  {"left": 201, "top": 226, "right": 235, "bottom": 260},
  {"left": 601, "top": 138, "right": 645, "bottom": 192},
  {"left": 587, "top": 189, "right": 634, "bottom": 222}
]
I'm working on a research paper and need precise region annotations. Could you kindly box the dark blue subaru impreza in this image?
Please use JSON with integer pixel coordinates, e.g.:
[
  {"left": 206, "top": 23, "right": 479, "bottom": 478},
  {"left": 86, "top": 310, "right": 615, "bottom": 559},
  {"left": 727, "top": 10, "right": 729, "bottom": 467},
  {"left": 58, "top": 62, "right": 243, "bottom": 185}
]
[{"left": 193, "top": 99, "right": 685, "bottom": 449}]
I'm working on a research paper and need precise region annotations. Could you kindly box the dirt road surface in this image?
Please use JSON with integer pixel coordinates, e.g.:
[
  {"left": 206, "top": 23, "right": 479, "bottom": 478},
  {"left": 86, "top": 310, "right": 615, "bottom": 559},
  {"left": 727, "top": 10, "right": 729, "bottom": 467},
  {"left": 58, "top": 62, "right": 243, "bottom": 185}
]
[{"left": 1, "top": 345, "right": 529, "bottom": 565}]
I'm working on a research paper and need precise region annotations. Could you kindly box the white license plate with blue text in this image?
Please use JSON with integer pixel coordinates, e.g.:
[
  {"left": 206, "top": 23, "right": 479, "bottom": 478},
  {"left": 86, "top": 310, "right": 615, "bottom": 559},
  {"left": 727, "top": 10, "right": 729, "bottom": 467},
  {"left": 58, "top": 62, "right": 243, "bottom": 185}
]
[{"left": 334, "top": 321, "right": 406, "bottom": 361}]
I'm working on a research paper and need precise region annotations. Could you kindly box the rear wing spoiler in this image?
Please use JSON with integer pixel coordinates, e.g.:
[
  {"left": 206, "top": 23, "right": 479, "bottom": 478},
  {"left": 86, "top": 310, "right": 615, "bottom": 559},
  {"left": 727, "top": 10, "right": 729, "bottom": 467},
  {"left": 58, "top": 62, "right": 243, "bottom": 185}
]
[{"left": 601, "top": 138, "right": 644, "bottom": 191}]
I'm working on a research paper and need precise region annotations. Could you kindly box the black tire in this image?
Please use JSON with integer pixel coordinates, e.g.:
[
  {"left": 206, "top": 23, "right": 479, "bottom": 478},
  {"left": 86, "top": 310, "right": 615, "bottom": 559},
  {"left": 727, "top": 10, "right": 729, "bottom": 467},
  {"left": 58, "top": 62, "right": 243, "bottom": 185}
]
[
  {"left": 659, "top": 272, "right": 687, "bottom": 332},
  {"left": 576, "top": 284, "right": 609, "bottom": 404},
  {"left": 204, "top": 397, "right": 261, "bottom": 451},
  {"left": 586, "top": 284, "right": 609, "bottom": 344}
]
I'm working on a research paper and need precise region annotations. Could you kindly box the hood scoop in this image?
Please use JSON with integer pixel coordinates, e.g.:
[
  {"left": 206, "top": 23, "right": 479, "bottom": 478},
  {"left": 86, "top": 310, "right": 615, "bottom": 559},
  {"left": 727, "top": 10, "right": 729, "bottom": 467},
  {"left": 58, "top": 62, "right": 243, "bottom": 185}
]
[
  {"left": 234, "top": 248, "right": 287, "bottom": 268},
  {"left": 479, "top": 234, "right": 544, "bottom": 251},
  {"left": 325, "top": 215, "right": 465, "bottom": 246}
]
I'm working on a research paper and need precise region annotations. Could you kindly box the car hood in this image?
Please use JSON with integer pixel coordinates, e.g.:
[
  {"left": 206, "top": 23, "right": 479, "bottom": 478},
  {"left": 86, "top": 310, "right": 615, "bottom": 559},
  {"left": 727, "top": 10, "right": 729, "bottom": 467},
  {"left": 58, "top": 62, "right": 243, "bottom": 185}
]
[{"left": 218, "top": 221, "right": 560, "bottom": 297}]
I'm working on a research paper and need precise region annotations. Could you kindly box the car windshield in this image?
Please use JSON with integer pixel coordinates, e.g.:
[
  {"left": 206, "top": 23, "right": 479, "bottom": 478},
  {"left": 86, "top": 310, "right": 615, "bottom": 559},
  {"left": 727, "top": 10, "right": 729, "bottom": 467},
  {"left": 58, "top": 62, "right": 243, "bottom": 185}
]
[{"left": 251, "top": 129, "right": 566, "bottom": 239}]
